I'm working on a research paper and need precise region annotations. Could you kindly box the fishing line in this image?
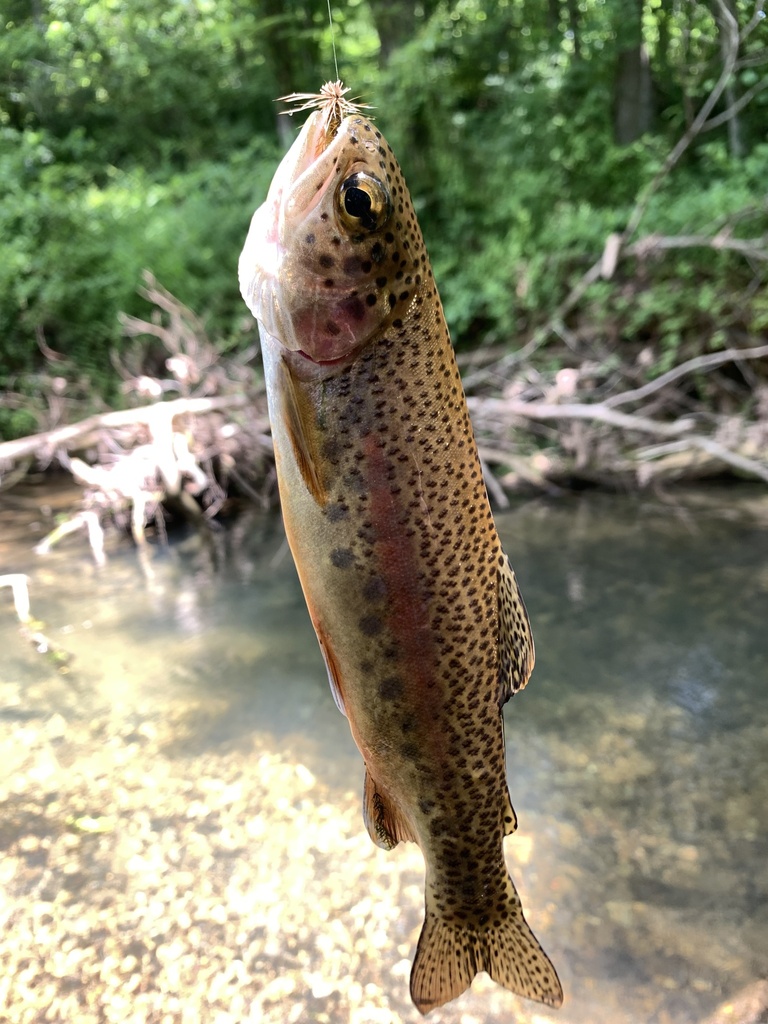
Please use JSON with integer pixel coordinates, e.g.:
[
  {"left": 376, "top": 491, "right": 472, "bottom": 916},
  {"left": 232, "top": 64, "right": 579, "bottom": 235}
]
[{"left": 326, "top": 0, "right": 340, "bottom": 81}]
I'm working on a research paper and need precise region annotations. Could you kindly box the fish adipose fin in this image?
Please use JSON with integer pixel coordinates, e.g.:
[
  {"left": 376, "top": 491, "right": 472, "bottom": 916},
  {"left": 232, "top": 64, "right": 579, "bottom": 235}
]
[
  {"left": 363, "top": 770, "right": 417, "bottom": 850},
  {"left": 410, "top": 880, "right": 563, "bottom": 1015},
  {"left": 497, "top": 554, "right": 535, "bottom": 704},
  {"left": 277, "top": 358, "right": 326, "bottom": 506}
]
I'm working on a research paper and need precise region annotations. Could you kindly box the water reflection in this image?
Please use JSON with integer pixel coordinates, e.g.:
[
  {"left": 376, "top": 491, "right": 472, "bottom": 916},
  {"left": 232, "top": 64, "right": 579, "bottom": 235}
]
[{"left": 0, "top": 489, "right": 766, "bottom": 1024}]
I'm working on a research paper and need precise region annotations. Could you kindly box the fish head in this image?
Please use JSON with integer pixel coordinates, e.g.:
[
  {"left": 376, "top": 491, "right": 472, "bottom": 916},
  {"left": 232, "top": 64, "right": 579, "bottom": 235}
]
[{"left": 239, "top": 109, "right": 418, "bottom": 377}]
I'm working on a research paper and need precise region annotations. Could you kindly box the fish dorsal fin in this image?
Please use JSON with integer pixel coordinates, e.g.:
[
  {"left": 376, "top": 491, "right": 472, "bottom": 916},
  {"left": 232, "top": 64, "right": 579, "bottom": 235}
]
[
  {"left": 363, "top": 769, "right": 417, "bottom": 850},
  {"left": 498, "top": 554, "right": 535, "bottom": 704},
  {"left": 277, "top": 357, "right": 326, "bottom": 506}
]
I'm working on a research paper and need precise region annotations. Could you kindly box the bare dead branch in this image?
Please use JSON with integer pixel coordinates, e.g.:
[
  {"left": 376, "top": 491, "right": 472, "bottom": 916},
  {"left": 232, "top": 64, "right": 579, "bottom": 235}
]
[
  {"left": 627, "top": 233, "right": 768, "bottom": 261},
  {"left": 621, "top": 0, "right": 743, "bottom": 244},
  {"left": 739, "top": 0, "right": 767, "bottom": 39},
  {"left": 685, "top": 435, "right": 768, "bottom": 483},
  {"left": 0, "top": 394, "right": 251, "bottom": 469},
  {"left": 702, "top": 76, "right": 768, "bottom": 131},
  {"left": 605, "top": 343, "right": 768, "bottom": 409},
  {"left": 469, "top": 395, "right": 768, "bottom": 484},
  {"left": 469, "top": 396, "right": 696, "bottom": 438},
  {"left": 462, "top": 257, "right": 604, "bottom": 388}
]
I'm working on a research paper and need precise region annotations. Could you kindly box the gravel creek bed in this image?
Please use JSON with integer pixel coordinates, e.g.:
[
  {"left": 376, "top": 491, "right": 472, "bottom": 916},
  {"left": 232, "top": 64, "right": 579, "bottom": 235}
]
[
  {"left": 1, "top": 491, "right": 767, "bottom": 1024},
  {"left": 2, "top": 685, "right": 766, "bottom": 1024},
  {"left": 1, "top": 699, "right": 558, "bottom": 1024}
]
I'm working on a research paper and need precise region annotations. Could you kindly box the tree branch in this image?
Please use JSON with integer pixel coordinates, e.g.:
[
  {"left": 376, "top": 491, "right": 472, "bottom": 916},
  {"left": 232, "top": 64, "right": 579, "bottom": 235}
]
[
  {"left": 468, "top": 396, "right": 696, "bottom": 437},
  {"left": 604, "top": 343, "right": 768, "bottom": 409},
  {"left": 468, "top": 395, "right": 768, "bottom": 484},
  {"left": 0, "top": 394, "right": 252, "bottom": 470},
  {"left": 702, "top": 75, "right": 768, "bottom": 131},
  {"left": 626, "top": 232, "right": 767, "bottom": 260},
  {"left": 621, "top": 0, "right": 744, "bottom": 244}
]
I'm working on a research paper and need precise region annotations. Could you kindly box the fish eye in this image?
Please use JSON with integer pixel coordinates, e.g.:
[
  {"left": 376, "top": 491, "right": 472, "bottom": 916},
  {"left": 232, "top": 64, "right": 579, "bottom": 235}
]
[{"left": 337, "top": 172, "right": 392, "bottom": 234}]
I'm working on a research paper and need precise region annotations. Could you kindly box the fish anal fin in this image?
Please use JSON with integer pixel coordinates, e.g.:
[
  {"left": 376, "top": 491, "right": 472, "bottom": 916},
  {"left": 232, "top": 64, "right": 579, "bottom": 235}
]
[
  {"left": 277, "top": 357, "right": 326, "bottom": 506},
  {"left": 498, "top": 554, "right": 535, "bottom": 704},
  {"left": 503, "top": 787, "right": 518, "bottom": 836},
  {"left": 363, "top": 770, "right": 417, "bottom": 850},
  {"left": 410, "top": 879, "right": 563, "bottom": 1015}
]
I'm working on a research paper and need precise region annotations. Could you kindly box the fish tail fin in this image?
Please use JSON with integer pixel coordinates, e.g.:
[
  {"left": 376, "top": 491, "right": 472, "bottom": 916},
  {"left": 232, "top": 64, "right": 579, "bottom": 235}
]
[{"left": 410, "top": 881, "right": 563, "bottom": 1015}]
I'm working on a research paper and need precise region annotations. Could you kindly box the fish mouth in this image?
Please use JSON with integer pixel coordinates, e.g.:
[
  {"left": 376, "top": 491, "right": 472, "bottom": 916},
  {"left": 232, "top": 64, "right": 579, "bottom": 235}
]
[
  {"left": 282, "top": 343, "right": 363, "bottom": 382},
  {"left": 297, "top": 349, "right": 349, "bottom": 366},
  {"left": 239, "top": 110, "right": 346, "bottom": 329},
  {"left": 282, "top": 112, "right": 346, "bottom": 222}
]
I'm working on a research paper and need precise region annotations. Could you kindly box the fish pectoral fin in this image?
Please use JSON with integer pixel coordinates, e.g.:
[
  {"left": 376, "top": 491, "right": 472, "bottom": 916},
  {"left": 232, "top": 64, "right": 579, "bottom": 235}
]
[
  {"left": 314, "top": 622, "right": 347, "bottom": 717},
  {"left": 277, "top": 357, "right": 326, "bottom": 506},
  {"left": 363, "top": 770, "right": 417, "bottom": 850},
  {"left": 498, "top": 553, "right": 535, "bottom": 704},
  {"left": 410, "top": 878, "right": 563, "bottom": 1015}
]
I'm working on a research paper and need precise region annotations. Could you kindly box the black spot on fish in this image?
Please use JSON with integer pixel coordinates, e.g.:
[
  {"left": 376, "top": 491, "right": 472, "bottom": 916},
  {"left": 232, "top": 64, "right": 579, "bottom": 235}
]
[
  {"left": 366, "top": 293, "right": 377, "bottom": 307},
  {"left": 330, "top": 548, "right": 355, "bottom": 569},
  {"left": 319, "top": 254, "right": 334, "bottom": 269},
  {"left": 305, "top": 233, "right": 315, "bottom": 244},
  {"left": 378, "top": 676, "right": 404, "bottom": 700},
  {"left": 359, "top": 615, "right": 383, "bottom": 636},
  {"left": 324, "top": 502, "right": 349, "bottom": 523},
  {"left": 363, "top": 576, "right": 387, "bottom": 601},
  {"left": 429, "top": 817, "right": 448, "bottom": 837}
]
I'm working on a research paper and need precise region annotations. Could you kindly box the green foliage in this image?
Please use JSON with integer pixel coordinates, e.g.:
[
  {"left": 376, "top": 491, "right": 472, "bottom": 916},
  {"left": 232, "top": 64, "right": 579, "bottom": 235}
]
[
  {"left": 581, "top": 151, "right": 768, "bottom": 371},
  {"left": 0, "top": 124, "right": 280, "bottom": 392},
  {"left": 0, "top": 0, "right": 766, "bottom": 427}
]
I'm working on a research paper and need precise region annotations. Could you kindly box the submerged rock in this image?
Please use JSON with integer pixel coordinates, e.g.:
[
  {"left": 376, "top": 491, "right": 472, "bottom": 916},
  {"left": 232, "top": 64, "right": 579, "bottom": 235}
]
[{"left": 699, "top": 981, "right": 768, "bottom": 1024}]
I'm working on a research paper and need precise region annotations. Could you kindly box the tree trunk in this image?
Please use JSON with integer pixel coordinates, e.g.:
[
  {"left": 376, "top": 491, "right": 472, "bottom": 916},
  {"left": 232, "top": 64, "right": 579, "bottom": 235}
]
[
  {"left": 612, "top": 0, "right": 654, "bottom": 144},
  {"left": 368, "top": 0, "right": 440, "bottom": 65},
  {"left": 715, "top": 0, "right": 745, "bottom": 157}
]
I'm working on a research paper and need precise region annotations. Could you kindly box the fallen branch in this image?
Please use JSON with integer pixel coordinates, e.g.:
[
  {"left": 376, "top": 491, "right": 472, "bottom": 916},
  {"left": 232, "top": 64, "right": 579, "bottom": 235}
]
[
  {"left": 1, "top": 573, "right": 73, "bottom": 669},
  {"left": 626, "top": 232, "right": 768, "bottom": 262},
  {"left": 35, "top": 510, "right": 107, "bottom": 566},
  {"left": 468, "top": 396, "right": 768, "bottom": 485},
  {"left": 604, "top": 343, "right": 768, "bottom": 408},
  {"left": 0, "top": 393, "right": 250, "bottom": 469},
  {"left": 470, "top": 396, "right": 695, "bottom": 437},
  {"left": 462, "top": 257, "right": 605, "bottom": 388}
]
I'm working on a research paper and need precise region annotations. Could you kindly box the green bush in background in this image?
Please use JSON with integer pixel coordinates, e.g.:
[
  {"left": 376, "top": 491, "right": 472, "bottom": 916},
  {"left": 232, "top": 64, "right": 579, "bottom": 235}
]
[{"left": 1, "top": 0, "right": 766, "bottom": 436}]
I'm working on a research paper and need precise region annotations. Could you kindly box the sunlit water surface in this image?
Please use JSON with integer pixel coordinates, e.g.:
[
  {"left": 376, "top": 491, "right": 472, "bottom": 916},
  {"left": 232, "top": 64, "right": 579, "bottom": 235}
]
[{"left": 1, "top": 487, "right": 766, "bottom": 1024}]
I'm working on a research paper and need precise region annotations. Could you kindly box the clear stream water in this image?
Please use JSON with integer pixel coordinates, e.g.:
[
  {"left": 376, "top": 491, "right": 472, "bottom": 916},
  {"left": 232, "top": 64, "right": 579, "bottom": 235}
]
[{"left": 1, "top": 485, "right": 767, "bottom": 1024}]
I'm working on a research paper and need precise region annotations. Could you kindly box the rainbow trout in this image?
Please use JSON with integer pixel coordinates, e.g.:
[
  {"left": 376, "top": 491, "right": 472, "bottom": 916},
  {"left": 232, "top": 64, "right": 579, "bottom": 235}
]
[{"left": 238, "top": 82, "right": 562, "bottom": 1015}]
